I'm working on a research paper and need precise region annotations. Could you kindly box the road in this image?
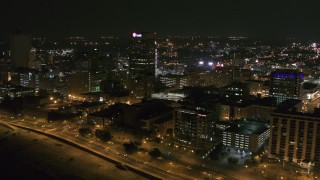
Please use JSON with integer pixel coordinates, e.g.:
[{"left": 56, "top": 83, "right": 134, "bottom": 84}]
[
  {"left": 5, "top": 116, "right": 237, "bottom": 180},
  {"left": 0, "top": 123, "right": 149, "bottom": 180},
  {"left": 5, "top": 119, "right": 193, "bottom": 180}
]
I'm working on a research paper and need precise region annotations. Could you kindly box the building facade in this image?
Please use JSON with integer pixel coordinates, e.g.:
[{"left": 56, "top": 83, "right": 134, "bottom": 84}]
[
  {"left": 10, "top": 33, "right": 32, "bottom": 68},
  {"left": 269, "top": 111, "right": 320, "bottom": 168},
  {"left": 129, "top": 32, "right": 157, "bottom": 101},
  {"left": 223, "top": 121, "right": 270, "bottom": 153},
  {"left": 173, "top": 108, "right": 216, "bottom": 152},
  {"left": 269, "top": 69, "right": 304, "bottom": 104}
]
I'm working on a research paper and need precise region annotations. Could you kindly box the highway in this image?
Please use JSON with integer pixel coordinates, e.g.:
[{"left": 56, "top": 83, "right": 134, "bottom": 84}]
[
  {"left": 4, "top": 117, "right": 236, "bottom": 180},
  {"left": 5, "top": 119, "right": 192, "bottom": 180}
]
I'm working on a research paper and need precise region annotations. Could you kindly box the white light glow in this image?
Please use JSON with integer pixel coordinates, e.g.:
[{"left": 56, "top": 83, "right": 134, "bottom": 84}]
[{"left": 132, "top": 32, "right": 142, "bottom": 38}]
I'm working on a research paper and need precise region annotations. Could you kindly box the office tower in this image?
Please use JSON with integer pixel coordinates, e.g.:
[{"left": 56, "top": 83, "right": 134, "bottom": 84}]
[
  {"left": 10, "top": 32, "right": 32, "bottom": 68},
  {"left": 129, "top": 32, "right": 157, "bottom": 101},
  {"left": 173, "top": 93, "right": 219, "bottom": 153},
  {"left": 269, "top": 104, "right": 320, "bottom": 168},
  {"left": 89, "top": 71, "right": 107, "bottom": 93},
  {"left": 173, "top": 107, "right": 216, "bottom": 155},
  {"left": 269, "top": 69, "right": 303, "bottom": 104}
]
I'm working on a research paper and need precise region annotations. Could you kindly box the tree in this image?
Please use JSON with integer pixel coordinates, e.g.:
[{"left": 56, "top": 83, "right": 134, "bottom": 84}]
[
  {"left": 95, "top": 129, "right": 112, "bottom": 142},
  {"left": 79, "top": 128, "right": 92, "bottom": 137},
  {"left": 149, "top": 148, "right": 162, "bottom": 158},
  {"left": 209, "top": 143, "right": 224, "bottom": 160},
  {"left": 123, "top": 142, "right": 138, "bottom": 154},
  {"left": 166, "top": 128, "right": 173, "bottom": 137},
  {"left": 154, "top": 137, "right": 161, "bottom": 144},
  {"left": 228, "top": 157, "right": 239, "bottom": 164}
]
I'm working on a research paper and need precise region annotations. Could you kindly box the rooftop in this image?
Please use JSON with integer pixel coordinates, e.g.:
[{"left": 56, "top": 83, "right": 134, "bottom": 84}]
[
  {"left": 225, "top": 121, "right": 269, "bottom": 135},
  {"left": 77, "top": 102, "right": 106, "bottom": 108}
]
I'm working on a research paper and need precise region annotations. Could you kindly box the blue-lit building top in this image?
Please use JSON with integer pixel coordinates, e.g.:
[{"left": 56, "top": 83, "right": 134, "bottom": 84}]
[
  {"left": 271, "top": 72, "right": 304, "bottom": 79},
  {"left": 270, "top": 69, "right": 304, "bottom": 104}
]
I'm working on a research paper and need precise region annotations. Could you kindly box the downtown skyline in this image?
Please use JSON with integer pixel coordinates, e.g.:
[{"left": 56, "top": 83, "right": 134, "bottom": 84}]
[{"left": 2, "top": 1, "right": 320, "bottom": 179}]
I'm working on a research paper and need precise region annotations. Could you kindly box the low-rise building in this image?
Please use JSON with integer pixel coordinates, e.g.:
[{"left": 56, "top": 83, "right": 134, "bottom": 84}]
[
  {"left": 223, "top": 121, "right": 270, "bottom": 153},
  {"left": 0, "top": 84, "right": 34, "bottom": 98}
]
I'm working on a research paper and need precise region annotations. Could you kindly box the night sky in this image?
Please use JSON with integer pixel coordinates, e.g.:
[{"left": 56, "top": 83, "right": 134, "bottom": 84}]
[{"left": 1, "top": 0, "right": 320, "bottom": 39}]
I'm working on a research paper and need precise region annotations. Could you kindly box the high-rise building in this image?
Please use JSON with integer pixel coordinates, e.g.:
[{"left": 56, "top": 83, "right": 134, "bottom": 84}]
[
  {"left": 173, "top": 90, "right": 221, "bottom": 155},
  {"left": 89, "top": 71, "right": 107, "bottom": 93},
  {"left": 129, "top": 32, "right": 157, "bottom": 101},
  {"left": 269, "top": 102, "right": 320, "bottom": 168},
  {"left": 269, "top": 69, "right": 304, "bottom": 104},
  {"left": 10, "top": 32, "right": 32, "bottom": 68},
  {"left": 173, "top": 108, "right": 216, "bottom": 153}
]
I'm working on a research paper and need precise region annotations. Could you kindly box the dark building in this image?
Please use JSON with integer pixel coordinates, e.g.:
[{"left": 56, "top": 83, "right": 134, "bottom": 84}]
[
  {"left": 67, "top": 71, "right": 89, "bottom": 96},
  {"left": 122, "top": 100, "right": 172, "bottom": 130},
  {"left": 222, "top": 82, "right": 250, "bottom": 104},
  {"left": 269, "top": 69, "right": 304, "bottom": 104},
  {"left": 211, "top": 67, "right": 233, "bottom": 88},
  {"left": 129, "top": 32, "right": 157, "bottom": 101},
  {"left": 0, "top": 59, "right": 12, "bottom": 84},
  {"left": 10, "top": 32, "right": 32, "bottom": 68}
]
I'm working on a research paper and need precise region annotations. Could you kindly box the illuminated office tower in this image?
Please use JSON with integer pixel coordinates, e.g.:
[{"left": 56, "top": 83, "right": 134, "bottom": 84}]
[
  {"left": 269, "top": 69, "right": 303, "bottom": 104},
  {"left": 129, "top": 32, "right": 157, "bottom": 101},
  {"left": 173, "top": 108, "right": 215, "bottom": 153}
]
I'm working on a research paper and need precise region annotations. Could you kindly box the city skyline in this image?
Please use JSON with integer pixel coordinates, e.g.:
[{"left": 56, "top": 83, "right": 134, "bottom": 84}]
[
  {"left": 2, "top": 1, "right": 320, "bottom": 179},
  {"left": 1, "top": 0, "right": 320, "bottom": 40}
]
